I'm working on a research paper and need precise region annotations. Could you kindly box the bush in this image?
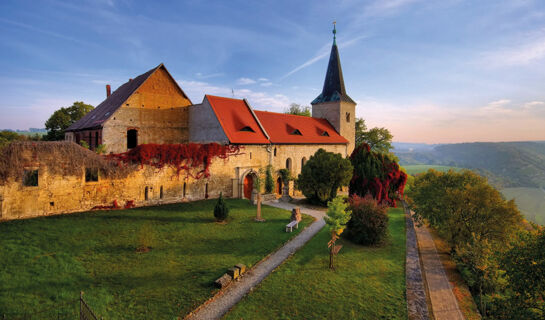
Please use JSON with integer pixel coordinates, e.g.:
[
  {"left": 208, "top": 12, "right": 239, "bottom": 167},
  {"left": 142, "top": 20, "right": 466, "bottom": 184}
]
[
  {"left": 214, "top": 192, "right": 229, "bottom": 221},
  {"left": 297, "top": 148, "right": 353, "bottom": 205},
  {"left": 265, "top": 166, "right": 274, "bottom": 193},
  {"left": 344, "top": 195, "right": 389, "bottom": 245}
]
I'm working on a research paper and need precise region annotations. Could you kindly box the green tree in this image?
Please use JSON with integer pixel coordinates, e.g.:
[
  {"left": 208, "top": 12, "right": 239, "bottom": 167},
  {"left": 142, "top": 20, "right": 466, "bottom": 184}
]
[
  {"left": 325, "top": 196, "right": 351, "bottom": 270},
  {"left": 284, "top": 103, "right": 311, "bottom": 117},
  {"left": 490, "top": 230, "right": 545, "bottom": 320},
  {"left": 44, "top": 101, "right": 94, "bottom": 141},
  {"left": 297, "top": 148, "right": 353, "bottom": 205},
  {"left": 355, "top": 118, "right": 393, "bottom": 154},
  {"left": 0, "top": 130, "right": 22, "bottom": 149}
]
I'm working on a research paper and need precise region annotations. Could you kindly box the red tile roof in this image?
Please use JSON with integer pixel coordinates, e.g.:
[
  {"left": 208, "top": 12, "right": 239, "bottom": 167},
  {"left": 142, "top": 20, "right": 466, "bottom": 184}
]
[
  {"left": 206, "top": 95, "right": 270, "bottom": 144},
  {"left": 254, "top": 110, "right": 348, "bottom": 144}
]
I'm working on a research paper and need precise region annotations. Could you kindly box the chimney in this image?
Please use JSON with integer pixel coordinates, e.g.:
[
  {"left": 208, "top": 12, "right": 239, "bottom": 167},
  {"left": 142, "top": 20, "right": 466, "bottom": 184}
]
[{"left": 106, "top": 84, "right": 111, "bottom": 98}]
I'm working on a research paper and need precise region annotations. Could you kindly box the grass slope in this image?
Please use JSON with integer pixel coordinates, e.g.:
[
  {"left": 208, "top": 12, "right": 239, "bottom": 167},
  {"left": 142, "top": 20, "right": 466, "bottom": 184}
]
[
  {"left": 225, "top": 208, "right": 406, "bottom": 320},
  {"left": 0, "top": 199, "right": 312, "bottom": 319},
  {"left": 501, "top": 187, "right": 545, "bottom": 225}
]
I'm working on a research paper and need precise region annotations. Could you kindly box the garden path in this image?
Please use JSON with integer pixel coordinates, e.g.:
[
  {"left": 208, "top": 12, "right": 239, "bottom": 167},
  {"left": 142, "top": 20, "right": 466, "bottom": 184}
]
[{"left": 184, "top": 200, "right": 326, "bottom": 320}]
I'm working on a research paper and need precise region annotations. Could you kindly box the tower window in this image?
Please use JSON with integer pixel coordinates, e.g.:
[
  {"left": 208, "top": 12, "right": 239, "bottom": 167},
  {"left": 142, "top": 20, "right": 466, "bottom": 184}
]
[{"left": 346, "top": 112, "right": 351, "bottom": 122}]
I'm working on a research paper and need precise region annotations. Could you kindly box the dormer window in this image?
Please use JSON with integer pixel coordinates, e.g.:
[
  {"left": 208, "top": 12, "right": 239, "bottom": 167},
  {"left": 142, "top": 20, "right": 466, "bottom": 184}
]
[
  {"left": 240, "top": 126, "right": 255, "bottom": 132},
  {"left": 321, "top": 131, "right": 330, "bottom": 137},
  {"left": 291, "top": 129, "right": 302, "bottom": 135}
]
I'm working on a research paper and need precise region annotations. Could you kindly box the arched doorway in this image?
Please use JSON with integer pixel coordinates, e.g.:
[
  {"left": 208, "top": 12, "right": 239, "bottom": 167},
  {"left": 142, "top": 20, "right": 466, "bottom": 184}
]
[
  {"left": 276, "top": 177, "right": 283, "bottom": 195},
  {"left": 127, "top": 129, "right": 138, "bottom": 149},
  {"left": 243, "top": 174, "right": 254, "bottom": 199}
]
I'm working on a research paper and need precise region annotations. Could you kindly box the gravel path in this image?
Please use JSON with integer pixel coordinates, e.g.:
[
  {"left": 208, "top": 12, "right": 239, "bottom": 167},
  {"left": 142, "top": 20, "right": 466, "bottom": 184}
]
[{"left": 185, "top": 201, "right": 326, "bottom": 320}]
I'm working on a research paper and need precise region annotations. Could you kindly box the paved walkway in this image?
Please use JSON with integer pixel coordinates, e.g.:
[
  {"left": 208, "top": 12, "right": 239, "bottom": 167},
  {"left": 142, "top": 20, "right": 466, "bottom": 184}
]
[
  {"left": 185, "top": 201, "right": 326, "bottom": 320},
  {"left": 413, "top": 213, "right": 465, "bottom": 320}
]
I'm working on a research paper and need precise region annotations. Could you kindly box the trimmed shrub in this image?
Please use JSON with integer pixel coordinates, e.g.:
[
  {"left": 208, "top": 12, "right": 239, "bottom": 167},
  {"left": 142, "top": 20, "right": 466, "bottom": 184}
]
[
  {"left": 214, "top": 192, "right": 229, "bottom": 221},
  {"left": 297, "top": 148, "right": 353, "bottom": 205},
  {"left": 344, "top": 195, "right": 389, "bottom": 245}
]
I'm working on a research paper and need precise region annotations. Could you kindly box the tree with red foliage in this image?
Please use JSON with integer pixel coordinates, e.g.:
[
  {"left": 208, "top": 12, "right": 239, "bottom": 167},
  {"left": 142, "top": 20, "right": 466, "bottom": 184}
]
[
  {"left": 349, "top": 143, "right": 407, "bottom": 207},
  {"left": 107, "top": 143, "right": 241, "bottom": 179}
]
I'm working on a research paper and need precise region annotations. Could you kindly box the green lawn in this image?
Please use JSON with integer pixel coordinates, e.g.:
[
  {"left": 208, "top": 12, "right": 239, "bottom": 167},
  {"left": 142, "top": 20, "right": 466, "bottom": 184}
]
[
  {"left": 403, "top": 164, "right": 461, "bottom": 175},
  {"left": 0, "top": 199, "right": 312, "bottom": 319},
  {"left": 225, "top": 207, "right": 407, "bottom": 320}
]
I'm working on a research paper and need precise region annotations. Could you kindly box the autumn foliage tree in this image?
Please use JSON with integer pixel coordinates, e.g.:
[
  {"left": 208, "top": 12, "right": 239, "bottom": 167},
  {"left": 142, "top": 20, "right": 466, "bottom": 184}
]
[
  {"left": 344, "top": 195, "right": 389, "bottom": 245},
  {"left": 349, "top": 143, "right": 407, "bottom": 207}
]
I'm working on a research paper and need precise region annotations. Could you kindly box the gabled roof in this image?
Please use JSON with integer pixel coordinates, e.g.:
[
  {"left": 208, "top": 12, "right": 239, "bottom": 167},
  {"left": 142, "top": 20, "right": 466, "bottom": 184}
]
[
  {"left": 254, "top": 111, "right": 348, "bottom": 144},
  {"left": 66, "top": 63, "right": 191, "bottom": 132},
  {"left": 205, "top": 95, "right": 270, "bottom": 144},
  {"left": 311, "top": 42, "right": 356, "bottom": 105}
]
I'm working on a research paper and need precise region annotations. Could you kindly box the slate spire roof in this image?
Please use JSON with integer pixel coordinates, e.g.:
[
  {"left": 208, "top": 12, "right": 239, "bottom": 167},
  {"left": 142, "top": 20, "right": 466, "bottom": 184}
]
[{"left": 311, "top": 25, "right": 356, "bottom": 105}]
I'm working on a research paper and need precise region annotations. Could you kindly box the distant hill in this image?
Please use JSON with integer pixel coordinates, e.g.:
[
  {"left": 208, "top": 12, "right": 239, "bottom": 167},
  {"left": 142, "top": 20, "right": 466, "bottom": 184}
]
[{"left": 395, "top": 141, "right": 545, "bottom": 188}]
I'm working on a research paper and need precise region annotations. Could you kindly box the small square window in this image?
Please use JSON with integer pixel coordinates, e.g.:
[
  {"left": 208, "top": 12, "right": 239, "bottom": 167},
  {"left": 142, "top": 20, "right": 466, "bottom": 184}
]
[
  {"left": 85, "top": 168, "right": 99, "bottom": 182},
  {"left": 23, "top": 169, "right": 38, "bottom": 187}
]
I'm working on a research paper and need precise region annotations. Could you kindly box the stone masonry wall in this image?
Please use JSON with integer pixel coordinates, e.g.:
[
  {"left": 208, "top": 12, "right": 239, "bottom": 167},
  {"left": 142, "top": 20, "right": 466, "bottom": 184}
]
[{"left": 0, "top": 143, "right": 347, "bottom": 221}]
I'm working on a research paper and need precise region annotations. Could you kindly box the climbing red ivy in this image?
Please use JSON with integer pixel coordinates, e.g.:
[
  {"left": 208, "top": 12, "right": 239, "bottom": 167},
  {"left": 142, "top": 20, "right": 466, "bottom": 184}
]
[
  {"left": 348, "top": 143, "right": 407, "bottom": 207},
  {"left": 107, "top": 143, "right": 242, "bottom": 179}
]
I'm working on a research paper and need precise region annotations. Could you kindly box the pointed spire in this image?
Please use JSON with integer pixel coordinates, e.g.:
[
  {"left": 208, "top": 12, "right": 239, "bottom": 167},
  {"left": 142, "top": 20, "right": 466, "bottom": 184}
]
[{"left": 311, "top": 23, "right": 355, "bottom": 105}]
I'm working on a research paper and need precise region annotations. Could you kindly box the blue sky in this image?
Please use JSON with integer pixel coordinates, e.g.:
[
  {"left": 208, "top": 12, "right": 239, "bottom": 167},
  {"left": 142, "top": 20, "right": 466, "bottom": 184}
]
[{"left": 1, "top": 0, "right": 544, "bottom": 143}]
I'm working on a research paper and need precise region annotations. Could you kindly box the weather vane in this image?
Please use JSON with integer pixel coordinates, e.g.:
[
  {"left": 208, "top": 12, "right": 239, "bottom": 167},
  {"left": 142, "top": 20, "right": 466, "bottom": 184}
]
[{"left": 333, "top": 21, "right": 337, "bottom": 44}]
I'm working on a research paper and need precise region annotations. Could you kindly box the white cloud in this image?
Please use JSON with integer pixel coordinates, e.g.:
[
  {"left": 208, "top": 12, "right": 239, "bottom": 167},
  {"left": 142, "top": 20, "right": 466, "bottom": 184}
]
[
  {"left": 365, "top": 0, "right": 423, "bottom": 16},
  {"left": 178, "top": 79, "right": 290, "bottom": 112},
  {"left": 260, "top": 82, "right": 273, "bottom": 87},
  {"left": 481, "top": 34, "right": 545, "bottom": 67},
  {"left": 258, "top": 78, "right": 269, "bottom": 82},
  {"left": 236, "top": 77, "right": 256, "bottom": 85}
]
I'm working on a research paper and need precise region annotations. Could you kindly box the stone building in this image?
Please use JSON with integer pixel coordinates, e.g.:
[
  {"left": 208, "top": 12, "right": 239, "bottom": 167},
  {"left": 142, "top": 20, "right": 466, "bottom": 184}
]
[{"left": 0, "top": 29, "right": 357, "bottom": 220}]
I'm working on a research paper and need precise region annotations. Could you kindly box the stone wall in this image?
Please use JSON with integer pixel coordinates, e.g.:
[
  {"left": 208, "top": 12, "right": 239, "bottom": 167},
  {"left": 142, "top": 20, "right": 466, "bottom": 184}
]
[
  {"left": 312, "top": 100, "right": 356, "bottom": 154},
  {"left": 0, "top": 143, "right": 347, "bottom": 221}
]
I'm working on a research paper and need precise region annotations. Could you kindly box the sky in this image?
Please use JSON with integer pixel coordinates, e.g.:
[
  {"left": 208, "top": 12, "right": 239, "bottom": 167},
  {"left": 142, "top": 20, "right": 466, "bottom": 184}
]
[{"left": 1, "top": 0, "right": 544, "bottom": 143}]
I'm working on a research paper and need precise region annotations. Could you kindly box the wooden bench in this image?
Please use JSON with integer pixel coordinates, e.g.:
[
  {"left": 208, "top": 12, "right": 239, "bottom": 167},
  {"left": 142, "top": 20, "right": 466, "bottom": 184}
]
[{"left": 285, "top": 220, "right": 299, "bottom": 232}]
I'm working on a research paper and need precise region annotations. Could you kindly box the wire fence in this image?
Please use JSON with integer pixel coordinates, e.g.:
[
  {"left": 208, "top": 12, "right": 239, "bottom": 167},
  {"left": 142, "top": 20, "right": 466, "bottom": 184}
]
[{"left": 2, "top": 291, "right": 101, "bottom": 320}]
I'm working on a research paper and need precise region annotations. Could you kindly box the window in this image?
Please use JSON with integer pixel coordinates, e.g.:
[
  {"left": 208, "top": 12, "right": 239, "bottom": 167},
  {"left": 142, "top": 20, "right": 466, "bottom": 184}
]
[
  {"left": 85, "top": 168, "right": 99, "bottom": 182},
  {"left": 301, "top": 157, "right": 307, "bottom": 169},
  {"left": 23, "top": 169, "right": 38, "bottom": 187},
  {"left": 183, "top": 182, "right": 187, "bottom": 198},
  {"left": 286, "top": 158, "right": 292, "bottom": 171},
  {"left": 274, "top": 147, "right": 277, "bottom": 156},
  {"left": 240, "top": 126, "right": 255, "bottom": 132},
  {"left": 205, "top": 183, "right": 209, "bottom": 199},
  {"left": 127, "top": 129, "right": 138, "bottom": 149},
  {"left": 346, "top": 112, "right": 351, "bottom": 122},
  {"left": 145, "top": 186, "right": 149, "bottom": 200},
  {"left": 160, "top": 186, "right": 164, "bottom": 199},
  {"left": 290, "top": 129, "right": 302, "bottom": 135},
  {"left": 321, "top": 131, "right": 330, "bottom": 137}
]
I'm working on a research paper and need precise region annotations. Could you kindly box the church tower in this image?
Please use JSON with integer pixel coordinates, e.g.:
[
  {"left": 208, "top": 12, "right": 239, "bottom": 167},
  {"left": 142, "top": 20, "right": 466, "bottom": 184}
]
[{"left": 311, "top": 23, "right": 356, "bottom": 155}]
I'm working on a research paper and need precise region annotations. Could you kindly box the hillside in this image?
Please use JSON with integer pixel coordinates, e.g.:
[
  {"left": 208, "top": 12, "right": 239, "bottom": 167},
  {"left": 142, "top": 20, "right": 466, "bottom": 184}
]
[{"left": 395, "top": 141, "right": 545, "bottom": 188}]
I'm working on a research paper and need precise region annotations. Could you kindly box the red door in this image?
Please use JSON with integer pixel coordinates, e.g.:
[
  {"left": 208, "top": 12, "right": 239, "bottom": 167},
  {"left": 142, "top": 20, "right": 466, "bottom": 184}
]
[{"left": 244, "top": 175, "right": 254, "bottom": 199}]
